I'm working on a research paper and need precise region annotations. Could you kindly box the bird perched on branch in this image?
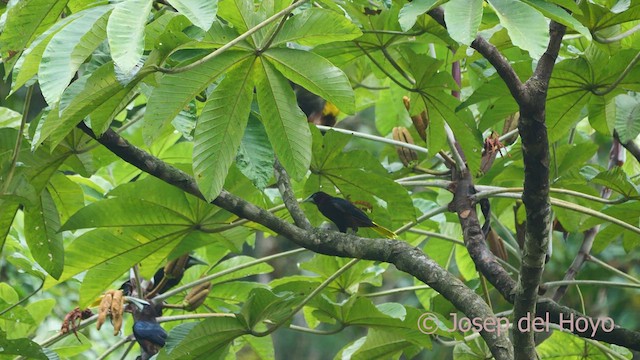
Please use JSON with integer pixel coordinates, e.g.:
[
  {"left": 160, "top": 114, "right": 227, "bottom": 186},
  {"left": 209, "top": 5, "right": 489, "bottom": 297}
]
[
  {"left": 130, "top": 300, "right": 167, "bottom": 360},
  {"left": 304, "top": 191, "right": 397, "bottom": 238},
  {"left": 120, "top": 255, "right": 207, "bottom": 297}
]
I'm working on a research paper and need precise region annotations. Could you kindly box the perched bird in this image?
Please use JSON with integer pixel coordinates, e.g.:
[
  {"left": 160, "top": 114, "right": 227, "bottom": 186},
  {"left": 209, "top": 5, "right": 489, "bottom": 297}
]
[
  {"left": 294, "top": 84, "right": 339, "bottom": 126},
  {"left": 304, "top": 192, "right": 397, "bottom": 238},
  {"left": 120, "top": 255, "right": 207, "bottom": 297},
  {"left": 131, "top": 301, "right": 167, "bottom": 360}
]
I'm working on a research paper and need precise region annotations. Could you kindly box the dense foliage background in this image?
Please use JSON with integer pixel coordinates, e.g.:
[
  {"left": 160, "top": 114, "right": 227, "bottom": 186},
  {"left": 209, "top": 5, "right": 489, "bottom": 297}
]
[{"left": 1, "top": 0, "right": 640, "bottom": 359}]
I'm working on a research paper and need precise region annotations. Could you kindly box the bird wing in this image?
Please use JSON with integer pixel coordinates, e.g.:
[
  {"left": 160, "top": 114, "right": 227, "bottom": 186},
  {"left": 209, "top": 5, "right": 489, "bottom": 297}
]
[
  {"left": 331, "top": 198, "right": 374, "bottom": 227},
  {"left": 133, "top": 321, "right": 168, "bottom": 347}
]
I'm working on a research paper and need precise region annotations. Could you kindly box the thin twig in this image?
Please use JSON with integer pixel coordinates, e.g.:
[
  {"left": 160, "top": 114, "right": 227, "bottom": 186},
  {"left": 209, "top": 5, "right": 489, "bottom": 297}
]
[{"left": 2, "top": 86, "right": 33, "bottom": 193}]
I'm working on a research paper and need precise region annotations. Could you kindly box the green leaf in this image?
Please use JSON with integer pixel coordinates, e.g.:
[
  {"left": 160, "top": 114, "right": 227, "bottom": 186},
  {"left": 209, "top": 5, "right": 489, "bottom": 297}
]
[
  {"left": 242, "top": 335, "right": 275, "bottom": 360},
  {"left": 51, "top": 227, "right": 183, "bottom": 306},
  {"left": 193, "top": 58, "right": 255, "bottom": 201},
  {"left": 60, "top": 198, "right": 196, "bottom": 231},
  {"left": 546, "top": 58, "right": 592, "bottom": 141},
  {"left": 342, "top": 328, "right": 426, "bottom": 360},
  {"left": 300, "top": 255, "right": 386, "bottom": 293},
  {"left": 209, "top": 256, "right": 274, "bottom": 285},
  {"left": 236, "top": 114, "right": 275, "bottom": 190},
  {"left": 272, "top": 8, "right": 363, "bottom": 47},
  {"left": 398, "top": 0, "right": 439, "bottom": 32},
  {"left": 142, "top": 50, "right": 252, "bottom": 145},
  {"left": 47, "top": 172, "right": 85, "bottom": 226},
  {"left": 158, "top": 317, "right": 245, "bottom": 360},
  {"left": 487, "top": 0, "right": 549, "bottom": 59},
  {"left": 255, "top": 58, "right": 311, "bottom": 181},
  {"left": 264, "top": 48, "right": 355, "bottom": 114},
  {"left": 49, "top": 331, "right": 92, "bottom": 357},
  {"left": 89, "top": 85, "right": 139, "bottom": 136},
  {"left": 0, "top": 0, "right": 68, "bottom": 74},
  {"left": 106, "top": 0, "right": 153, "bottom": 76},
  {"left": 0, "top": 330, "right": 47, "bottom": 360},
  {"left": 24, "top": 189, "right": 63, "bottom": 279},
  {"left": 588, "top": 94, "right": 616, "bottom": 136},
  {"left": 11, "top": 11, "right": 84, "bottom": 93},
  {"left": 167, "top": 0, "right": 218, "bottom": 31},
  {"left": 537, "top": 330, "right": 623, "bottom": 359},
  {"left": 239, "top": 288, "right": 297, "bottom": 328},
  {"left": 307, "top": 129, "right": 416, "bottom": 229},
  {"left": 443, "top": 0, "right": 483, "bottom": 45},
  {"left": 591, "top": 167, "right": 639, "bottom": 198},
  {"left": 521, "top": 0, "right": 591, "bottom": 40},
  {"left": 614, "top": 93, "right": 640, "bottom": 143},
  {"left": 39, "top": 6, "right": 111, "bottom": 105}
]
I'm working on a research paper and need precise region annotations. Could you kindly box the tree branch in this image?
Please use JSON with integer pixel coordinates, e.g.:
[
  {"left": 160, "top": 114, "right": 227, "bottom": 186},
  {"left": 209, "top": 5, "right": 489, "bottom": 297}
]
[
  {"left": 274, "top": 159, "right": 312, "bottom": 230},
  {"left": 76, "top": 123, "right": 514, "bottom": 360},
  {"left": 509, "top": 19, "right": 567, "bottom": 358},
  {"left": 427, "top": 7, "right": 526, "bottom": 105},
  {"left": 614, "top": 130, "right": 640, "bottom": 164}
]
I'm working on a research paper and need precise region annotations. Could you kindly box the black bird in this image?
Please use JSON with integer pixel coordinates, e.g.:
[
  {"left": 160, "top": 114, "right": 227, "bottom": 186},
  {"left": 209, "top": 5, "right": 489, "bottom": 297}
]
[
  {"left": 304, "top": 192, "right": 396, "bottom": 238},
  {"left": 131, "top": 302, "right": 167, "bottom": 360},
  {"left": 120, "top": 255, "right": 207, "bottom": 297},
  {"left": 151, "top": 255, "right": 207, "bottom": 295}
]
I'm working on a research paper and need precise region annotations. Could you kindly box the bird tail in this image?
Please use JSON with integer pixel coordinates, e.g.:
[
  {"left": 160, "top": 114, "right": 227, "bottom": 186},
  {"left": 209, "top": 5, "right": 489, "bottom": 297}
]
[{"left": 371, "top": 222, "right": 397, "bottom": 239}]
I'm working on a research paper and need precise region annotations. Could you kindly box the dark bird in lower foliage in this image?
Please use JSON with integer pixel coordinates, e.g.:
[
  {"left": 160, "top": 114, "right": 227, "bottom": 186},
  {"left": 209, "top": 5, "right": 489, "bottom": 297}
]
[
  {"left": 304, "top": 191, "right": 397, "bottom": 238},
  {"left": 131, "top": 302, "right": 167, "bottom": 360},
  {"left": 151, "top": 255, "right": 207, "bottom": 295}
]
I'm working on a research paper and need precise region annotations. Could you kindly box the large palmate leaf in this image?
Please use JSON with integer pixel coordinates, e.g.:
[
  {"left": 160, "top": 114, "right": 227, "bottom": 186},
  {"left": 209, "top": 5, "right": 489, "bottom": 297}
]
[
  {"left": 487, "top": 0, "right": 549, "bottom": 59},
  {"left": 521, "top": 0, "right": 591, "bottom": 40},
  {"left": 36, "top": 61, "right": 146, "bottom": 148},
  {"left": 39, "top": 5, "right": 112, "bottom": 105},
  {"left": 193, "top": 58, "right": 255, "bottom": 201},
  {"left": 24, "top": 189, "right": 63, "bottom": 279},
  {"left": 614, "top": 93, "right": 640, "bottom": 143},
  {"left": 106, "top": 0, "right": 153, "bottom": 76},
  {"left": 271, "top": 8, "right": 363, "bottom": 47},
  {"left": 167, "top": 0, "right": 218, "bottom": 31},
  {"left": 546, "top": 58, "right": 592, "bottom": 141},
  {"left": 398, "top": 0, "right": 439, "bottom": 32},
  {"left": 263, "top": 48, "right": 355, "bottom": 114},
  {"left": 55, "top": 227, "right": 185, "bottom": 306},
  {"left": 0, "top": 0, "right": 68, "bottom": 73},
  {"left": 443, "top": 0, "right": 483, "bottom": 45},
  {"left": 158, "top": 317, "right": 246, "bottom": 360},
  {"left": 143, "top": 50, "right": 252, "bottom": 144},
  {"left": 255, "top": 58, "right": 311, "bottom": 181},
  {"left": 236, "top": 114, "right": 275, "bottom": 190}
]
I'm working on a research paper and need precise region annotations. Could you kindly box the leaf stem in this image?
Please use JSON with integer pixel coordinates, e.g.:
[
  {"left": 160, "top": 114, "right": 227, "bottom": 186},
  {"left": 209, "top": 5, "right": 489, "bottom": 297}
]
[
  {"left": 251, "top": 258, "right": 360, "bottom": 337},
  {"left": 592, "top": 51, "right": 640, "bottom": 96},
  {"left": 2, "top": 86, "right": 33, "bottom": 194},
  {"left": 543, "top": 280, "right": 640, "bottom": 289}
]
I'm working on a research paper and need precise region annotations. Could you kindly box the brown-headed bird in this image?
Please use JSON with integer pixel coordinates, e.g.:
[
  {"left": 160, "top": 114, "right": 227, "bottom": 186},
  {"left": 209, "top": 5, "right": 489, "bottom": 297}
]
[{"left": 304, "top": 192, "right": 396, "bottom": 238}]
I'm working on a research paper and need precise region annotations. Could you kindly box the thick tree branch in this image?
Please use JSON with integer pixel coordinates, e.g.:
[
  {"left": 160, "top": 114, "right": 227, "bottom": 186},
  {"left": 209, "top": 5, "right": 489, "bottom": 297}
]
[
  {"left": 428, "top": 7, "right": 526, "bottom": 105},
  {"left": 76, "top": 123, "right": 513, "bottom": 360},
  {"left": 511, "top": 20, "right": 567, "bottom": 359},
  {"left": 274, "top": 159, "right": 312, "bottom": 230}
]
